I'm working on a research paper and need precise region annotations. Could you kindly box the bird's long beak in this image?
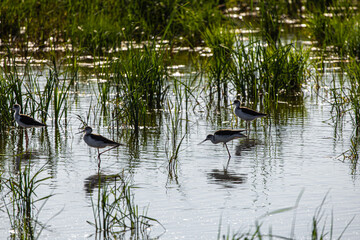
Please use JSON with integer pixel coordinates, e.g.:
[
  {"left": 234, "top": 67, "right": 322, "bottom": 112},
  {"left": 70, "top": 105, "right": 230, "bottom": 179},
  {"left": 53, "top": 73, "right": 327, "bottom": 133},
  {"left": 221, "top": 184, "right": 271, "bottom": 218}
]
[
  {"left": 76, "top": 129, "right": 85, "bottom": 134},
  {"left": 226, "top": 102, "right": 235, "bottom": 108},
  {"left": 198, "top": 139, "right": 208, "bottom": 145}
]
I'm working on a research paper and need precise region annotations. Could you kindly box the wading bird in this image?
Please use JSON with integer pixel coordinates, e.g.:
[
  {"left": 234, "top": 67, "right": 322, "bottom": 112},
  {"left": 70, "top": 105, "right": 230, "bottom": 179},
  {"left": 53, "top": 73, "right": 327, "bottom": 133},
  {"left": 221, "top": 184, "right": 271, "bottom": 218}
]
[
  {"left": 13, "top": 104, "right": 46, "bottom": 149},
  {"left": 199, "top": 129, "right": 246, "bottom": 169},
  {"left": 232, "top": 99, "right": 266, "bottom": 136},
  {"left": 78, "top": 126, "right": 123, "bottom": 168}
]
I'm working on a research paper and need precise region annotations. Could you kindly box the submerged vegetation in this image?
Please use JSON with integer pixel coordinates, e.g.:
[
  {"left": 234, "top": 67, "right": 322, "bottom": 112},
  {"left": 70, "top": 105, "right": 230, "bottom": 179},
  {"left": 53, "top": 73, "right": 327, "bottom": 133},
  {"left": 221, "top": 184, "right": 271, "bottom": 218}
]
[
  {"left": 110, "top": 44, "right": 170, "bottom": 132},
  {"left": 1, "top": 0, "right": 360, "bottom": 239}
]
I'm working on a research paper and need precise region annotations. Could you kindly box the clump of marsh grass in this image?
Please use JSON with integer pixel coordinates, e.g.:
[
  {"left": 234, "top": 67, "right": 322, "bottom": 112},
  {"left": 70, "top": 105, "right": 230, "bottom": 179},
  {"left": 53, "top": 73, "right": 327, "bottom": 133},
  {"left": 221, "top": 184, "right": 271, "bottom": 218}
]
[
  {"left": 164, "top": 89, "right": 187, "bottom": 182},
  {"left": 165, "top": 99, "right": 184, "bottom": 182},
  {"left": 259, "top": 0, "right": 285, "bottom": 45},
  {"left": 202, "top": 24, "right": 235, "bottom": 108},
  {"left": 49, "top": 56, "right": 78, "bottom": 126},
  {"left": 341, "top": 130, "right": 360, "bottom": 174},
  {"left": 22, "top": 54, "right": 77, "bottom": 126},
  {"left": 332, "top": 60, "right": 360, "bottom": 172},
  {"left": 1, "top": 162, "right": 53, "bottom": 239},
  {"left": 109, "top": 43, "right": 169, "bottom": 132},
  {"left": 345, "top": 61, "right": 360, "bottom": 126},
  {"left": 306, "top": 0, "right": 358, "bottom": 55},
  {"left": 347, "top": 18, "right": 360, "bottom": 59},
  {"left": 0, "top": 0, "right": 229, "bottom": 53},
  {"left": 230, "top": 37, "right": 311, "bottom": 103},
  {"left": 0, "top": 49, "right": 26, "bottom": 131},
  {"left": 330, "top": 60, "right": 360, "bottom": 127},
  {"left": 0, "top": 49, "right": 79, "bottom": 130},
  {"left": 88, "top": 173, "right": 163, "bottom": 239}
]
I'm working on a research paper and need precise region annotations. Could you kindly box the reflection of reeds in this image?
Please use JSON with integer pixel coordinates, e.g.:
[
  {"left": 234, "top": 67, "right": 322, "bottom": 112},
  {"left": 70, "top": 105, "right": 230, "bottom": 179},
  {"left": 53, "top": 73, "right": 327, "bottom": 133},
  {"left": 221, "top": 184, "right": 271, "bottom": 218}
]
[
  {"left": 202, "top": 24, "right": 234, "bottom": 108},
  {"left": 88, "top": 173, "right": 163, "bottom": 238},
  {"left": 2, "top": 162, "right": 53, "bottom": 239}
]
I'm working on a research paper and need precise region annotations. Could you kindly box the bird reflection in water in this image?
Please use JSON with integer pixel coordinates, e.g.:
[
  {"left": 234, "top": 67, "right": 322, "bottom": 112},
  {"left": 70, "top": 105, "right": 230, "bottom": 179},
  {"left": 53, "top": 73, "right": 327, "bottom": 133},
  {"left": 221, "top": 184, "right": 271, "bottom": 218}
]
[
  {"left": 207, "top": 169, "right": 247, "bottom": 187},
  {"left": 84, "top": 173, "right": 123, "bottom": 195},
  {"left": 235, "top": 138, "right": 260, "bottom": 156},
  {"left": 14, "top": 151, "right": 39, "bottom": 172}
]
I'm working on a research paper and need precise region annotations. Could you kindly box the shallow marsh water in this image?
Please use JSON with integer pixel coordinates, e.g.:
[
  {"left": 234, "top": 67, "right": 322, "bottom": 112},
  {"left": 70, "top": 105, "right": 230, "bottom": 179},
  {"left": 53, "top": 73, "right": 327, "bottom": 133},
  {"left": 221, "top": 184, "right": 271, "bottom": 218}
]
[{"left": 0, "top": 56, "right": 360, "bottom": 240}]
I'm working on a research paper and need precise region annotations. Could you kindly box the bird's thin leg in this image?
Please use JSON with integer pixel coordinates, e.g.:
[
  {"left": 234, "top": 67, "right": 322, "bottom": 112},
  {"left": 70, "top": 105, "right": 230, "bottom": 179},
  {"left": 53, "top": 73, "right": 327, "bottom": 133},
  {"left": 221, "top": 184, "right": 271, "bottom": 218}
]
[
  {"left": 247, "top": 121, "right": 251, "bottom": 137},
  {"left": 224, "top": 143, "right": 231, "bottom": 170},
  {"left": 99, "top": 145, "right": 120, "bottom": 157},
  {"left": 25, "top": 130, "right": 29, "bottom": 150},
  {"left": 97, "top": 148, "right": 101, "bottom": 168}
]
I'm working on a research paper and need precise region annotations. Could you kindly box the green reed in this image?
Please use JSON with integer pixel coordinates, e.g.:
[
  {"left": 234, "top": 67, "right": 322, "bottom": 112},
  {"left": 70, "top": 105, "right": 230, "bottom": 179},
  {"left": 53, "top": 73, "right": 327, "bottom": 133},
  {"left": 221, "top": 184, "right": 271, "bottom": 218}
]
[
  {"left": 306, "top": 0, "right": 358, "bottom": 55},
  {"left": 165, "top": 97, "right": 185, "bottom": 181},
  {"left": 218, "top": 191, "right": 354, "bottom": 239},
  {"left": 0, "top": 0, "right": 230, "bottom": 53},
  {"left": 329, "top": 60, "right": 360, "bottom": 172},
  {"left": 202, "top": 24, "right": 235, "bottom": 108},
  {"left": 89, "top": 174, "right": 162, "bottom": 238},
  {"left": 347, "top": 18, "right": 360, "bottom": 59},
  {"left": 2, "top": 161, "right": 53, "bottom": 239},
  {"left": 331, "top": 60, "right": 360, "bottom": 126},
  {"left": 345, "top": 60, "right": 360, "bottom": 126},
  {"left": 49, "top": 55, "right": 78, "bottom": 126},
  {"left": 0, "top": 49, "right": 25, "bottom": 130},
  {"left": 23, "top": 67, "right": 52, "bottom": 124},
  {"left": 333, "top": 60, "right": 360, "bottom": 172},
  {"left": 259, "top": 0, "right": 285, "bottom": 45},
  {"left": 108, "top": 43, "right": 169, "bottom": 132},
  {"left": 231, "top": 38, "right": 310, "bottom": 103},
  {"left": 342, "top": 130, "right": 360, "bottom": 174}
]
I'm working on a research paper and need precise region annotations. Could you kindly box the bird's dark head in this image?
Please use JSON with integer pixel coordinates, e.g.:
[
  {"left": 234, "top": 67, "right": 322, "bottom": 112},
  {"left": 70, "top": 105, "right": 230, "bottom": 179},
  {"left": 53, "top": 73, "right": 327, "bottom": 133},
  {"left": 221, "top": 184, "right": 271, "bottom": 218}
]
[
  {"left": 199, "top": 134, "right": 213, "bottom": 144},
  {"left": 206, "top": 134, "right": 214, "bottom": 140},
  {"left": 12, "top": 104, "right": 21, "bottom": 111},
  {"left": 232, "top": 99, "right": 241, "bottom": 107},
  {"left": 77, "top": 126, "right": 93, "bottom": 135}
]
